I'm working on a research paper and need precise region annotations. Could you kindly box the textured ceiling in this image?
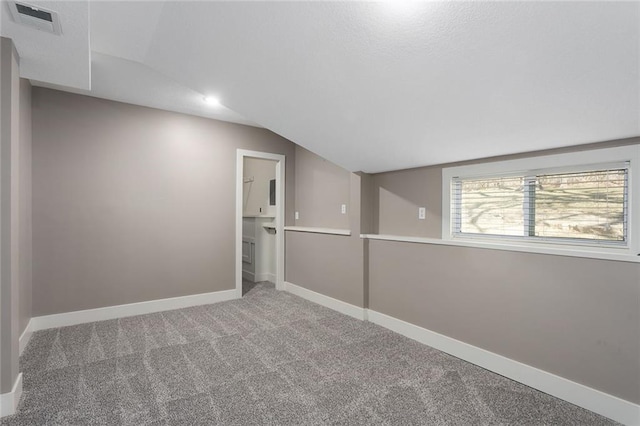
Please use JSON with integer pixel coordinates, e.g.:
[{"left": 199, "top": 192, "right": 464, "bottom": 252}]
[
  {"left": 35, "top": 52, "right": 257, "bottom": 127},
  {"left": 89, "top": 1, "right": 164, "bottom": 63},
  {"left": 0, "top": 0, "right": 90, "bottom": 89},
  {"left": 4, "top": 1, "right": 640, "bottom": 172}
]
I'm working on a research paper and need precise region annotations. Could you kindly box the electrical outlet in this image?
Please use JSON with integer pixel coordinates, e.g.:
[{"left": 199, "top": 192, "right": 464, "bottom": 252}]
[
  {"left": 295, "top": 211, "right": 299, "bottom": 220},
  {"left": 418, "top": 207, "right": 426, "bottom": 220},
  {"left": 341, "top": 204, "right": 347, "bottom": 214}
]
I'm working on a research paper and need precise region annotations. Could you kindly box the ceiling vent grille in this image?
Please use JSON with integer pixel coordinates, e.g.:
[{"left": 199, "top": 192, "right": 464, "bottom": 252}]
[{"left": 8, "top": 2, "right": 62, "bottom": 35}]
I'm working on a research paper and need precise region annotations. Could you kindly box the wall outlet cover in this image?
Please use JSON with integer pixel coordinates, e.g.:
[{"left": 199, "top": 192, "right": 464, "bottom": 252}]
[
  {"left": 295, "top": 211, "right": 299, "bottom": 220},
  {"left": 418, "top": 207, "right": 426, "bottom": 220},
  {"left": 341, "top": 204, "right": 347, "bottom": 214}
]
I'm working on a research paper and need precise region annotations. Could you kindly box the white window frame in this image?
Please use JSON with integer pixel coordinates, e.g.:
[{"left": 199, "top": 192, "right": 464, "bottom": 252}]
[{"left": 442, "top": 145, "right": 640, "bottom": 261}]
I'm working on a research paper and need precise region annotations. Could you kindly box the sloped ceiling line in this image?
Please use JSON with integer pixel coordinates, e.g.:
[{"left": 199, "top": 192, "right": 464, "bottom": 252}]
[{"left": 6, "top": 1, "right": 640, "bottom": 173}]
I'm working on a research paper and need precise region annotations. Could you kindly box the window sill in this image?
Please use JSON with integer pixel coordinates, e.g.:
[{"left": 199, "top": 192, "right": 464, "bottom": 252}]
[
  {"left": 361, "top": 234, "right": 640, "bottom": 263},
  {"left": 285, "top": 226, "right": 351, "bottom": 236}
]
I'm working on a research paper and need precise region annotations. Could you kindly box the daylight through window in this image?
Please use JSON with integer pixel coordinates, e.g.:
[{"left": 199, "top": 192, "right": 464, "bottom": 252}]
[{"left": 452, "top": 167, "right": 628, "bottom": 244}]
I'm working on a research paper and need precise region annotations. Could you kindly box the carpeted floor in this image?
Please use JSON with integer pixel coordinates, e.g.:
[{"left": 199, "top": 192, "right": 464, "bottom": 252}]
[
  {"left": 3, "top": 282, "right": 616, "bottom": 425},
  {"left": 242, "top": 279, "right": 260, "bottom": 296}
]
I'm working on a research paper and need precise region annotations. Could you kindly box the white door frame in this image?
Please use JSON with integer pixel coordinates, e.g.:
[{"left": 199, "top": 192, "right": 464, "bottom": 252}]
[{"left": 235, "top": 149, "right": 286, "bottom": 298}]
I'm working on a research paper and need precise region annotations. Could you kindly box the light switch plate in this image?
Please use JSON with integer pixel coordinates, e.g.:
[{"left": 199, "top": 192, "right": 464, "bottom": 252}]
[{"left": 418, "top": 207, "right": 426, "bottom": 220}]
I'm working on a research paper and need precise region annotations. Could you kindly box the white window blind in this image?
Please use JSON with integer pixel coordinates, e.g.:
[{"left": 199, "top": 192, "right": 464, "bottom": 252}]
[{"left": 452, "top": 166, "right": 628, "bottom": 245}]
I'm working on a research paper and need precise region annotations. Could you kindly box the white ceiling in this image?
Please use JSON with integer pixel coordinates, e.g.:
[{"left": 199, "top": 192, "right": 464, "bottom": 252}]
[
  {"left": 2, "top": 0, "right": 254, "bottom": 127},
  {"left": 90, "top": 1, "right": 164, "bottom": 63},
  {"left": 34, "top": 52, "right": 257, "bottom": 127},
  {"left": 0, "top": 0, "right": 90, "bottom": 89},
  {"left": 4, "top": 1, "right": 640, "bottom": 173}
]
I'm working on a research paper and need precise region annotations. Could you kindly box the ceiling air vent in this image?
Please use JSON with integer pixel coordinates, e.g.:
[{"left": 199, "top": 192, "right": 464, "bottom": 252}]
[{"left": 8, "top": 2, "right": 62, "bottom": 35}]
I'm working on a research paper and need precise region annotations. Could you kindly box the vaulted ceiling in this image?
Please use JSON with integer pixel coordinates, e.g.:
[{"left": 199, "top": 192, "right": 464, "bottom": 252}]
[{"left": 2, "top": 1, "right": 639, "bottom": 172}]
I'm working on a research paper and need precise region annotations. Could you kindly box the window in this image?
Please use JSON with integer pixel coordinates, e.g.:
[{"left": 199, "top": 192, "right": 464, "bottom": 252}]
[
  {"left": 442, "top": 145, "right": 640, "bottom": 258},
  {"left": 452, "top": 167, "right": 628, "bottom": 244}
]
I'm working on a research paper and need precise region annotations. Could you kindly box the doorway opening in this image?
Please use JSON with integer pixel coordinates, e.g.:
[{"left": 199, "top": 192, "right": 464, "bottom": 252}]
[{"left": 235, "top": 149, "right": 285, "bottom": 298}]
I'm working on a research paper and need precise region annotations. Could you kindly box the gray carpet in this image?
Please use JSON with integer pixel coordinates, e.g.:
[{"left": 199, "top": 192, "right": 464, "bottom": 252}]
[
  {"left": 3, "top": 282, "right": 616, "bottom": 425},
  {"left": 242, "top": 279, "right": 260, "bottom": 296}
]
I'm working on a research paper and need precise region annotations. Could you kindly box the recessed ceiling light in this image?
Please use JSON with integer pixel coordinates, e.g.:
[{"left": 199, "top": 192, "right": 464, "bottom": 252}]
[
  {"left": 380, "top": 0, "right": 423, "bottom": 17},
  {"left": 203, "top": 96, "right": 221, "bottom": 107}
]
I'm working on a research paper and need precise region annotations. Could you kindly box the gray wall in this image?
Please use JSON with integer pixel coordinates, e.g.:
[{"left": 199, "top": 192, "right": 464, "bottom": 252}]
[
  {"left": 286, "top": 231, "right": 364, "bottom": 306},
  {"left": 0, "top": 38, "right": 31, "bottom": 394},
  {"left": 372, "top": 167, "right": 442, "bottom": 237},
  {"left": 294, "top": 146, "right": 351, "bottom": 229},
  {"left": 0, "top": 35, "right": 19, "bottom": 394},
  {"left": 371, "top": 137, "right": 640, "bottom": 237},
  {"left": 32, "top": 88, "right": 296, "bottom": 316},
  {"left": 23, "top": 58, "right": 640, "bottom": 408},
  {"left": 286, "top": 148, "right": 366, "bottom": 307},
  {"left": 19, "top": 78, "right": 31, "bottom": 336},
  {"left": 358, "top": 172, "right": 374, "bottom": 235},
  {"left": 366, "top": 137, "right": 640, "bottom": 404},
  {"left": 287, "top": 136, "right": 640, "bottom": 404},
  {"left": 368, "top": 240, "right": 640, "bottom": 404}
]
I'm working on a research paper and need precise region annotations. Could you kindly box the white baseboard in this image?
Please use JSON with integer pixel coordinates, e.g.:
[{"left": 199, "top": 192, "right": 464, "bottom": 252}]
[
  {"left": 367, "top": 309, "right": 639, "bottom": 426},
  {"left": 30, "top": 289, "right": 238, "bottom": 331},
  {"left": 284, "top": 281, "right": 366, "bottom": 321},
  {"left": 244, "top": 272, "right": 275, "bottom": 283},
  {"left": 17, "top": 281, "right": 639, "bottom": 425},
  {"left": 256, "top": 272, "right": 276, "bottom": 283},
  {"left": 18, "top": 320, "right": 32, "bottom": 356},
  {"left": 0, "top": 373, "right": 22, "bottom": 417}
]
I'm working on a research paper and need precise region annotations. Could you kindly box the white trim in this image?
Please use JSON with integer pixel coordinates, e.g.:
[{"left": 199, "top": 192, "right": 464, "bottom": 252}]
[
  {"left": 367, "top": 309, "right": 640, "bottom": 426},
  {"left": 0, "top": 373, "right": 22, "bottom": 417},
  {"left": 441, "top": 144, "right": 640, "bottom": 260},
  {"left": 284, "top": 281, "right": 366, "bottom": 321},
  {"left": 236, "top": 149, "right": 286, "bottom": 298},
  {"left": 255, "top": 272, "right": 276, "bottom": 283},
  {"left": 241, "top": 238, "right": 253, "bottom": 264},
  {"left": 284, "top": 226, "right": 351, "bottom": 236},
  {"left": 280, "top": 279, "right": 638, "bottom": 424},
  {"left": 242, "top": 272, "right": 276, "bottom": 284},
  {"left": 361, "top": 234, "right": 640, "bottom": 263},
  {"left": 30, "top": 289, "right": 237, "bottom": 331},
  {"left": 18, "top": 320, "right": 32, "bottom": 356}
]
